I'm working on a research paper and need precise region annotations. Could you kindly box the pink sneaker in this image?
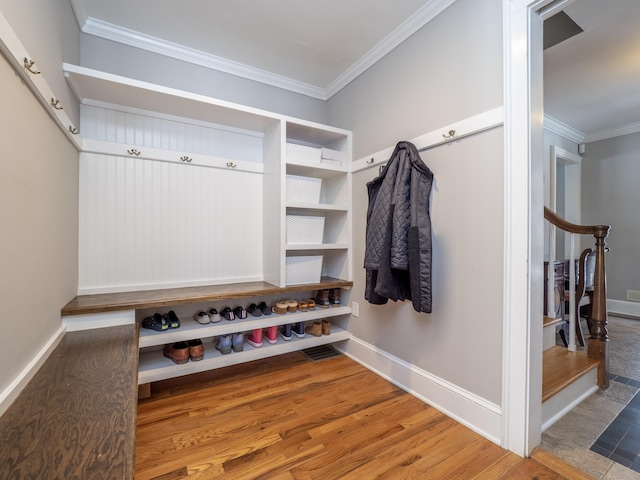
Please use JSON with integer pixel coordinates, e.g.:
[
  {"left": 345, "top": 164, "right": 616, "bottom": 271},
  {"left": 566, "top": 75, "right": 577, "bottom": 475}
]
[
  {"left": 265, "top": 325, "right": 278, "bottom": 344},
  {"left": 247, "top": 328, "right": 263, "bottom": 348}
]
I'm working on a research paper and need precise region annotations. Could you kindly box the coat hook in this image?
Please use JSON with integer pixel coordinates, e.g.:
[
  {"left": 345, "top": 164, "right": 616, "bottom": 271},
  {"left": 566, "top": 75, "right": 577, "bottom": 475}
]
[
  {"left": 366, "top": 158, "right": 375, "bottom": 164},
  {"left": 69, "top": 126, "right": 79, "bottom": 135},
  {"left": 127, "top": 149, "right": 141, "bottom": 156},
  {"left": 226, "top": 162, "right": 237, "bottom": 168},
  {"left": 23, "top": 58, "right": 40, "bottom": 74},
  {"left": 180, "top": 156, "right": 192, "bottom": 163},
  {"left": 442, "top": 129, "right": 456, "bottom": 139},
  {"left": 50, "top": 98, "right": 63, "bottom": 110}
]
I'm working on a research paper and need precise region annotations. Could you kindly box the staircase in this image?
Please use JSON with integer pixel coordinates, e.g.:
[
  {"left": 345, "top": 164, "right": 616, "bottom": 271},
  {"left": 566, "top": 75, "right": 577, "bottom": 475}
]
[{"left": 541, "top": 207, "right": 610, "bottom": 431}]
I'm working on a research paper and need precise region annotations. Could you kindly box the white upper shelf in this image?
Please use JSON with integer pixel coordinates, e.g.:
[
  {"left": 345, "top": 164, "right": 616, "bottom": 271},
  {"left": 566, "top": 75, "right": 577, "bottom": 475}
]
[
  {"left": 63, "top": 64, "right": 353, "bottom": 145},
  {"left": 63, "top": 63, "right": 281, "bottom": 134}
]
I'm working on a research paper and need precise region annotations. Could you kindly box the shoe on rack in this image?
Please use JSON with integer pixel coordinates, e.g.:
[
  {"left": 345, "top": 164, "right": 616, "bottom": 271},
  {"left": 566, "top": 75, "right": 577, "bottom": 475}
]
[
  {"left": 234, "top": 306, "right": 247, "bottom": 320},
  {"left": 259, "top": 301, "right": 272, "bottom": 315},
  {"left": 247, "top": 303, "right": 262, "bottom": 317},
  {"left": 285, "top": 300, "right": 298, "bottom": 313},
  {"left": 329, "top": 289, "right": 341, "bottom": 307},
  {"left": 305, "top": 321, "right": 322, "bottom": 337},
  {"left": 163, "top": 342, "right": 189, "bottom": 364},
  {"left": 216, "top": 334, "right": 232, "bottom": 354},
  {"left": 280, "top": 324, "right": 293, "bottom": 341},
  {"left": 315, "top": 290, "right": 330, "bottom": 309},
  {"left": 298, "top": 300, "right": 309, "bottom": 312},
  {"left": 232, "top": 332, "right": 244, "bottom": 352},
  {"left": 208, "top": 308, "right": 221, "bottom": 323},
  {"left": 220, "top": 307, "right": 235, "bottom": 321},
  {"left": 293, "top": 321, "right": 305, "bottom": 338},
  {"left": 193, "top": 311, "right": 210, "bottom": 324},
  {"left": 272, "top": 302, "right": 288, "bottom": 315},
  {"left": 247, "top": 328, "right": 263, "bottom": 348},
  {"left": 322, "top": 319, "right": 331, "bottom": 336},
  {"left": 188, "top": 339, "right": 204, "bottom": 361},
  {"left": 265, "top": 325, "right": 278, "bottom": 344},
  {"left": 142, "top": 313, "right": 169, "bottom": 332},
  {"left": 307, "top": 299, "right": 316, "bottom": 311},
  {"left": 166, "top": 310, "right": 181, "bottom": 329}
]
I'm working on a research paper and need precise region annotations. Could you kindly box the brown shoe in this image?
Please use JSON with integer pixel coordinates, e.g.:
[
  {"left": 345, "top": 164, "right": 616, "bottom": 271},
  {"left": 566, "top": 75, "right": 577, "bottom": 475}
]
[
  {"left": 163, "top": 342, "right": 189, "bottom": 364},
  {"left": 305, "top": 321, "right": 323, "bottom": 337},
  {"left": 315, "top": 290, "right": 330, "bottom": 308},
  {"left": 188, "top": 339, "right": 204, "bottom": 361},
  {"left": 329, "top": 288, "right": 341, "bottom": 307},
  {"left": 321, "top": 319, "right": 331, "bottom": 335}
]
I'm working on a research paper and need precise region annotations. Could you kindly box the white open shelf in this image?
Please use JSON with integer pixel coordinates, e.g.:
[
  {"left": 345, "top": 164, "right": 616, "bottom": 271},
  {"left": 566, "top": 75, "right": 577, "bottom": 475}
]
[
  {"left": 138, "top": 323, "right": 351, "bottom": 384},
  {"left": 286, "top": 244, "right": 349, "bottom": 251},
  {"left": 139, "top": 305, "right": 351, "bottom": 348}
]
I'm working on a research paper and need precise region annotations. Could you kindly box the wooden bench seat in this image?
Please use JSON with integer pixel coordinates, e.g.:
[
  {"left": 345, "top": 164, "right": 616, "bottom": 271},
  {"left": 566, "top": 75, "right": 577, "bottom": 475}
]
[{"left": 0, "top": 324, "right": 139, "bottom": 479}]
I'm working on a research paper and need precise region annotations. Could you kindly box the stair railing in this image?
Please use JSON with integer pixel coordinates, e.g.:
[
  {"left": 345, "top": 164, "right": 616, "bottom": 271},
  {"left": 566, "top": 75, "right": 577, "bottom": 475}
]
[{"left": 544, "top": 207, "right": 611, "bottom": 389}]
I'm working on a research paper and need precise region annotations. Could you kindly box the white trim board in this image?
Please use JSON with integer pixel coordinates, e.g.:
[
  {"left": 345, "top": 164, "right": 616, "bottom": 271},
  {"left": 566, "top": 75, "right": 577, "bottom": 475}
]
[
  {"left": 608, "top": 299, "right": 640, "bottom": 319},
  {"left": 337, "top": 337, "right": 503, "bottom": 446},
  {"left": 352, "top": 106, "right": 504, "bottom": 173},
  {"left": 0, "top": 325, "right": 66, "bottom": 417},
  {"left": 0, "top": 11, "right": 81, "bottom": 150},
  {"left": 63, "top": 310, "right": 136, "bottom": 331}
]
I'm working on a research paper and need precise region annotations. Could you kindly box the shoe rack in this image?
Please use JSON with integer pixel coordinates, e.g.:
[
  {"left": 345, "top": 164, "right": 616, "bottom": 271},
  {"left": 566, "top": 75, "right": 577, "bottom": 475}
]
[{"left": 137, "top": 289, "right": 351, "bottom": 385}]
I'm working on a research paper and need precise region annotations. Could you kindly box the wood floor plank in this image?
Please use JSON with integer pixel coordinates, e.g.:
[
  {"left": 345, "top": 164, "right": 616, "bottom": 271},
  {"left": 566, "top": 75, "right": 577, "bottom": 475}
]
[{"left": 135, "top": 352, "right": 592, "bottom": 480}]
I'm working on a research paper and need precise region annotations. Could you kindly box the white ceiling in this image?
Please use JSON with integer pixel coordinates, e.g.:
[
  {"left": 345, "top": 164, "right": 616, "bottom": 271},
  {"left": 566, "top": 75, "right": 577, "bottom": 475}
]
[
  {"left": 70, "top": 0, "right": 640, "bottom": 140},
  {"left": 544, "top": 0, "right": 640, "bottom": 140}
]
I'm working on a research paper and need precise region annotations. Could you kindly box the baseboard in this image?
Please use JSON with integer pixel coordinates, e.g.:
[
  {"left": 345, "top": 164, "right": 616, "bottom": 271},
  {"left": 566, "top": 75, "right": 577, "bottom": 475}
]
[
  {"left": 541, "top": 368, "right": 598, "bottom": 432},
  {"left": 0, "top": 325, "right": 66, "bottom": 417},
  {"left": 608, "top": 299, "right": 640, "bottom": 319},
  {"left": 63, "top": 310, "right": 136, "bottom": 331},
  {"left": 336, "top": 336, "right": 503, "bottom": 446}
]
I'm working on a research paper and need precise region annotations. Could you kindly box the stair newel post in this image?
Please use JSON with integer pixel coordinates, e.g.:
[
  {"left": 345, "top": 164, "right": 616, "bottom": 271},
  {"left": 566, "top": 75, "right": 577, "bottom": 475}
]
[{"left": 588, "top": 225, "right": 611, "bottom": 389}]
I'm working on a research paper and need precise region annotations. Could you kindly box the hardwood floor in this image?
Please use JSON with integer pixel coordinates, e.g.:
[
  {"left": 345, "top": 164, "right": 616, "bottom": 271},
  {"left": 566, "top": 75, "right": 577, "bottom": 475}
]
[{"left": 136, "top": 351, "right": 592, "bottom": 479}]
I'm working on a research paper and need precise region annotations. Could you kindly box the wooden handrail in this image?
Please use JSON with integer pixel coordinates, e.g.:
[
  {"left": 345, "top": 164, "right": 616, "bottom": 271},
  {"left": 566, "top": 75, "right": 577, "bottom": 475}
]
[{"left": 544, "top": 207, "right": 611, "bottom": 389}]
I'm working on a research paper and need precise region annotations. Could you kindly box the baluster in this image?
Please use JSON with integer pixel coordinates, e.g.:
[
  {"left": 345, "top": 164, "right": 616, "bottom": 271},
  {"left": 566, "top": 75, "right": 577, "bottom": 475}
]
[{"left": 588, "top": 225, "right": 611, "bottom": 389}]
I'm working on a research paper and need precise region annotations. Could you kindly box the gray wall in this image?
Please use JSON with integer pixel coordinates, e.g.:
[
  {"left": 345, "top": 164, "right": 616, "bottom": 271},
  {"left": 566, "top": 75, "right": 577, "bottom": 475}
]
[
  {"left": 80, "top": 35, "right": 328, "bottom": 125},
  {"left": 328, "top": 0, "right": 505, "bottom": 404},
  {"left": 0, "top": 1, "right": 79, "bottom": 396},
  {"left": 582, "top": 132, "right": 640, "bottom": 301}
]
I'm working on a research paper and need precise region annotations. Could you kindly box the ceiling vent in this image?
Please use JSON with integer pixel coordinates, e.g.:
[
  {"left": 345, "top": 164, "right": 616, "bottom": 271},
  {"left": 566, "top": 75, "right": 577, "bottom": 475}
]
[{"left": 544, "top": 10, "right": 584, "bottom": 50}]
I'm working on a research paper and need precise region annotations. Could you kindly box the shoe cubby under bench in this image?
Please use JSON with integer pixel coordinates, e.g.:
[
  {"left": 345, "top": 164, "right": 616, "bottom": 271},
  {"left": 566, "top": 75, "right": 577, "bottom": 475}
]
[{"left": 61, "top": 277, "right": 353, "bottom": 392}]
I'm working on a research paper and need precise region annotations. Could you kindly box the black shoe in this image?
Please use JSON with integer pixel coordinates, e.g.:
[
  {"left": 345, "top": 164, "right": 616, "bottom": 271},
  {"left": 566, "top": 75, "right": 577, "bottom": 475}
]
[
  {"left": 142, "top": 313, "right": 168, "bottom": 332},
  {"left": 220, "top": 307, "right": 235, "bottom": 321},
  {"left": 165, "top": 310, "right": 181, "bottom": 329},
  {"left": 233, "top": 306, "right": 247, "bottom": 320},
  {"left": 247, "top": 303, "right": 262, "bottom": 317}
]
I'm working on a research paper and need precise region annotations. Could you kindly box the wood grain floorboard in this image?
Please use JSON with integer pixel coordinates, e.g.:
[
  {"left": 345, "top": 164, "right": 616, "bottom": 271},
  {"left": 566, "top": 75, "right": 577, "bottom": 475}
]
[{"left": 136, "top": 352, "right": 591, "bottom": 479}]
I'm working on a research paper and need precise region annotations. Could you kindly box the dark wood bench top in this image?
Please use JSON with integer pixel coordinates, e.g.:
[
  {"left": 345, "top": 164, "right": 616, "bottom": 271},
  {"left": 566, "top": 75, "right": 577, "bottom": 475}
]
[
  {"left": 0, "top": 324, "right": 139, "bottom": 479},
  {"left": 61, "top": 277, "right": 353, "bottom": 316}
]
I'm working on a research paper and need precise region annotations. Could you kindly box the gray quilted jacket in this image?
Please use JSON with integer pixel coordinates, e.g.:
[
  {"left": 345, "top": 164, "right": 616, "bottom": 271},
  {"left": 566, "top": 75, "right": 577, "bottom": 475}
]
[{"left": 364, "top": 141, "right": 434, "bottom": 313}]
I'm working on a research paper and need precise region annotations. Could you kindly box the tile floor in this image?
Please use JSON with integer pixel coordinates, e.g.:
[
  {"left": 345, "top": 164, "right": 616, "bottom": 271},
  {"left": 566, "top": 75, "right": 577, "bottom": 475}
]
[{"left": 542, "top": 315, "right": 640, "bottom": 479}]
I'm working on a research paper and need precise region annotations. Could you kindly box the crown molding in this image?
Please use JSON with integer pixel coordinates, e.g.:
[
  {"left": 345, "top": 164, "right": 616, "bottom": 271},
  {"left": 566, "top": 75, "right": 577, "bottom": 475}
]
[
  {"left": 68, "top": 0, "right": 88, "bottom": 31},
  {"left": 76, "top": 0, "right": 454, "bottom": 101},
  {"left": 325, "top": 0, "right": 457, "bottom": 98},
  {"left": 82, "top": 17, "right": 327, "bottom": 100},
  {"left": 543, "top": 115, "right": 585, "bottom": 144},
  {"left": 583, "top": 122, "right": 640, "bottom": 143}
]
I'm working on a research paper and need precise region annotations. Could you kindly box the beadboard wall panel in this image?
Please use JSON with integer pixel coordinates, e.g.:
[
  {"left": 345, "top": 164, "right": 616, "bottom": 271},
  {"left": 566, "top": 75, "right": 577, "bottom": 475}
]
[
  {"left": 79, "top": 153, "right": 263, "bottom": 294},
  {"left": 81, "top": 104, "right": 263, "bottom": 163}
]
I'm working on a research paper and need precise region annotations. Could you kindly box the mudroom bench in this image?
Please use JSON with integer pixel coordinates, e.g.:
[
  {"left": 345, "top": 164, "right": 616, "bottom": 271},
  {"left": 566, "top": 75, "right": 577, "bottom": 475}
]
[{"left": 0, "top": 323, "right": 139, "bottom": 479}]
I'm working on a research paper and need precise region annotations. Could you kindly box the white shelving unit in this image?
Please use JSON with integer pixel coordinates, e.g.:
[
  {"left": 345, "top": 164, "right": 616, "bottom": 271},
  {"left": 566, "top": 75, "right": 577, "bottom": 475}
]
[{"left": 63, "top": 63, "right": 352, "bottom": 293}]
